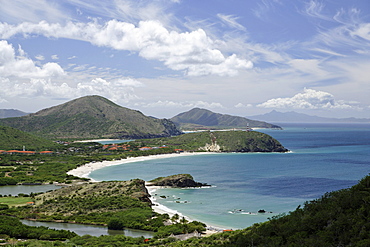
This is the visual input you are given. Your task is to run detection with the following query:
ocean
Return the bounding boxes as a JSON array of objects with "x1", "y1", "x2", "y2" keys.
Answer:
[{"x1": 89, "y1": 123, "x2": 370, "y2": 230}]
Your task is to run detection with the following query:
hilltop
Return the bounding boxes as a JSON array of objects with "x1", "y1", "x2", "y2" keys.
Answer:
[
  {"x1": 0, "y1": 95, "x2": 182, "y2": 140},
  {"x1": 171, "y1": 108, "x2": 281, "y2": 130}
]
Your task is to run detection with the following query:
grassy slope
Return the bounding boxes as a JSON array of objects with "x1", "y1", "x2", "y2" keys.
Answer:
[
  {"x1": 0, "y1": 125, "x2": 58, "y2": 151},
  {"x1": 134, "y1": 130, "x2": 288, "y2": 152},
  {"x1": 171, "y1": 108, "x2": 281, "y2": 130},
  {"x1": 0, "y1": 95, "x2": 181, "y2": 140}
]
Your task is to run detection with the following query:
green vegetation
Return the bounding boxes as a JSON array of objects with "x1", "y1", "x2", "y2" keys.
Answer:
[
  {"x1": 0, "y1": 196, "x2": 32, "y2": 207},
  {"x1": 0, "y1": 125, "x2": 58, "y2": 151},
  {"x1": 0, "y1": 95, "x2": 182, "y2": 140},
  {"x1": 4, "y1": 174, "x2": 370, "y2": 246},
  {"x1": 133, "y1": 130, "x2": 288, "y2": 152},
  {"x1": 149, "y1": 174, "x2": 207, "y2": 187},
  {"x1": 0, "y1": 215, "x2": 76, "y2": 241},
  {"x1": 1, "y1": 174, "x2": 369, "y2": 246},
  {"x1": 170, "y1": 108, "x2": 281, "y2": 130},
  {"x1": 163, "y1": 174, "x2": 370, "y2": 246},
  {"x1": 0, "y1": 129, "x2": 287, "y2": 186},
  {"x1": 1, "y1": 180, "x2": 206, "y2": 242}
]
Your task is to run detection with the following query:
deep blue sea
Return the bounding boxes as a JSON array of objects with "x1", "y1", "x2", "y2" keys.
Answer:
[{"x1": 89, "y1": 123, "x2": 370, "y2": 230}]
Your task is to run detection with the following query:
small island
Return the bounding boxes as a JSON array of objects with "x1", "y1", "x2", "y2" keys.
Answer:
[{"x1": 147, "y1": 174, "x2": 209, "y2": 188}]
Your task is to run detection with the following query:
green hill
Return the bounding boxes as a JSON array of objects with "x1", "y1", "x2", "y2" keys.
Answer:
[
  {"x1": 171, "y1": 108, "x2": 281, "y2": 130},
  {"x1": 133, "y1": 130, "x2": 288, "y2": 152},
  {"x1": 0, "y1": 95, "x2": 182, "y2": 140},
  {"x1": 0, "y1": 125, "x2": 57, "y2": 150}
]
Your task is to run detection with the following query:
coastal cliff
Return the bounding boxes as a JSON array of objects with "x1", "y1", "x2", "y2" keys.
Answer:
[
  {"x1": 148, "y1": 174, "x2": 209, "y2": 188},
  {"x1": 133, "y1": 130, "x2": 288, "y2": 153}
]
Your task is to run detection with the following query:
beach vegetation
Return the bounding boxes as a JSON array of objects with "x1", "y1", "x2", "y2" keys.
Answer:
[
  {"x1": 0, "y1": 215, "x2": 77, "y2": 241},
  {"x1": 1, "y1": 174, "x2": 369, "y2": 245}
]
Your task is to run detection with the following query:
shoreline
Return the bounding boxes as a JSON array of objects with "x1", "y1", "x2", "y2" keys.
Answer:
[
  {"x1": 67, "y1": 152, "x2": 213, "y2": 180},
  {"x1": 67, "y1": 151, "x2": 223, "y2": 234}
]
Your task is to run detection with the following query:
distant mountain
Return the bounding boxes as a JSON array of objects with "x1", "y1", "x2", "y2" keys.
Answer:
[
  {"x1": 170, "y1": 108, "x2": 281, "y2": 130},
  {"x1": 0, "y1": 95, "x2": 182, "y2": 140},
  {"x1": 0, "y1": 109, "x2": 28, "y2": 118},
  {"x1": 249, "y1": 110, "x2": 370, "y2": 123},
  {"x1": 0, "y1": 125, "x2": 57, "y2": 150}
]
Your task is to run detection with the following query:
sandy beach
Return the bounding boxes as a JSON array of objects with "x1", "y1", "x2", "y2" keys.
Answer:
[
  {"x1": 67, "y1": 151, "x2": 222, "y2": 233},
  {"x1": 67, "y1": 152, "x2": 211, "y2": 180}
]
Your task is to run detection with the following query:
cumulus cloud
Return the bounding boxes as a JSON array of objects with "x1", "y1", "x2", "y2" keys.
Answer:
[
  {"x1": 0, "y1": 40, "x2": 65, "y2": 78},
  {"x1": 257, "y1": 88, "x2": 358, "y2": 110},
  {"x1": 0, "y1": 76, "x2": 143, "y2": 103},
  {"x1": 0, "y1": 20, "x2": 253, "y2": 76}
]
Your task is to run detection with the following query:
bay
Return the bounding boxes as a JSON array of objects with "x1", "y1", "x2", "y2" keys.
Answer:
[{"x1": 89, "y1": 123, "x2": 370, "y2": 229}]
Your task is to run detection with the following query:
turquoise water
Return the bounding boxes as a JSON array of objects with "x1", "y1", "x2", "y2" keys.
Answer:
[{"x1": 89, "y1": 123, "x2": 370, "y2": 229}]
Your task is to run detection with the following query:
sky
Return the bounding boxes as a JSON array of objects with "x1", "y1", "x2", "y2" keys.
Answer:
[{"x1": 0, "y1": 0, "x2": 369, "y2": 119}]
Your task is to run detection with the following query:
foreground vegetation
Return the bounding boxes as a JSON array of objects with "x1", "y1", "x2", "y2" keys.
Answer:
[
  {"x1": 1, "y1": 180, "x2": 206, "y2": 241},
  {"x1": 2, "y1": 175, "x2": 369, "y2": 246}
]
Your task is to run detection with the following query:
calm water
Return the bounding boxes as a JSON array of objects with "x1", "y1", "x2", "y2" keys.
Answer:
[
  {"x1": 0, "y1": 184, "x2": 60, "y2": 196},
  {"x1": 89, "y1": 123, "x2": 370, "y2": 229},
  {"x1": 21, "y1": 220, "x2": 154, "y2": 238}
]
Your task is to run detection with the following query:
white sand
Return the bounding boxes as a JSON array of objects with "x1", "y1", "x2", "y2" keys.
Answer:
[
  {"x1": 67, "y1": 152, "x2": 211, "y2": 180},
  {"x1": 67, "y1": 151, "x2": 222, "y2": 233}
]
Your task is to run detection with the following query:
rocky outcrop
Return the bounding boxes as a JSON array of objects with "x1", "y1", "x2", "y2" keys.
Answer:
[{"x1": 148, "y1": 174, "x2": 209, "y2": 188}]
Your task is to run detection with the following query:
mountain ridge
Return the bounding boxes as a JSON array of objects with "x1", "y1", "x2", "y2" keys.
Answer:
[
  {"x1": 249, "y1": 110, "x2": 370, "y2": 123},
  {"x1": 0, "y1": 95, "x2": 182, "y2": 140},
  {"x1": 170, "y1": 108, "x2": 281, "y2": 130},
  {"x1": 0, "y1": 109, "x2": 29, "y2": 118}
]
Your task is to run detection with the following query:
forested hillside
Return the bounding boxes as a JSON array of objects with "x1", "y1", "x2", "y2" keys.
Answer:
[
  {"x1": 134, "y1": 130, "x2": 288, "y2": 152},
  {"x1": 0, "y1": 125, "x2": 58, "y2": 151},
  {"x1": 0, "y1": 95, "x2": 182, "y2": 140}
]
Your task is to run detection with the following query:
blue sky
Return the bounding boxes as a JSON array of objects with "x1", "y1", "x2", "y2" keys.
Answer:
[{"x1": 0, "y1": 0, "x2": 369, "y2": 118}]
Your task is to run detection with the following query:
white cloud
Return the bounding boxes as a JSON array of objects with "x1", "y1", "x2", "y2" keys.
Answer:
[
  {"x1": 51, "y1": 55, "x2": 59, "y2": 60},
  {"x1": 234, "y1": 103, "x2": 253, "y2": 108},
  {"x1": 0, "y1": 40, "x2": 65, "y2": 78},
  {"x1": 288, "y1": 59, "x2": 326, "y2": 76},
  {"x1": 0, "y1": 20, "x2": 253, "y2": 76},
  {"x1": 217, "y1": 14, "x2": 246, "y2": 31},
  {"x1": 0, "y1": 0, "x2": 70, "y2": 23},
  {"x1": 351, "y1": 23, "x2": 370, "y2": 41},
  {"x1": 303, "y1": 1, "x2": 333, "y2": 21},
  {"x1": 257, "y1": 88, "x2": 358, "y2": 110},
  {"x1": 0, "y1": 76, "x2": 143, "y2": 104},
  {"x1": 35, "y1": 55, "x2": 45, "y2": 60}
]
